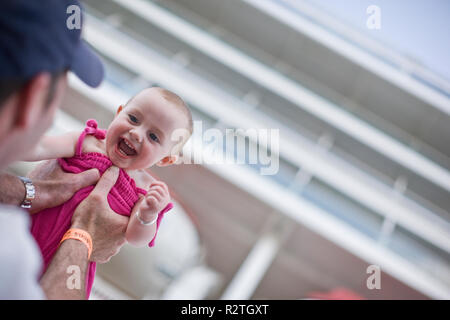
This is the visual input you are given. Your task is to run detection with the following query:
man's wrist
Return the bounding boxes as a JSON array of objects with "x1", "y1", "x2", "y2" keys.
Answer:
[
  {"x1": 70, "y1": 218, "x2": 91, "y2": 235},
  {"x1": 28, "y1": 180, "x2": 44, "y2": 214},
  {"x1": 18, "y1": 176, "x2": 35, "y2": 209},
  {"x1": 0, "y1": 173, "x2": 26, "y2": 206},
  {"x1": 60, "y1": 228, "x2": 93, "y2": 260},
  {"x1": 59, "y1": 238, "x2": 89, "y2": 260}
]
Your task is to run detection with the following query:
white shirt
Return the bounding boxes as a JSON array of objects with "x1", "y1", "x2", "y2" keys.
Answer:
[{"x1": 0, "y1": 204, "x2": 45, "y2": 299}]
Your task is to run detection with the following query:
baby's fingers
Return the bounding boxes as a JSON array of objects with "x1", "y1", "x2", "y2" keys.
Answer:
[
  {"x1": 149, "y1": 185, "x2": 167, "y2": 199},
  {"x1": 146, "y1": 191, "x2": 162, "y2": 204},
  {"x1": 150, "y1": 181, "x2": 169, "y2": 194}
]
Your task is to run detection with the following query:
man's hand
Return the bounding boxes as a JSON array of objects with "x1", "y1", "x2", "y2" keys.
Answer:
[
  {"x1": 27, "y1": 159, "x2": 100, "y2": 214},
  {"x1": 71, "y1": 166, "x2": 129, "y2": 263}
]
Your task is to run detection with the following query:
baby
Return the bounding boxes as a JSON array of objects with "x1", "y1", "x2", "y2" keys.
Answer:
[{"x1": 24, "y1": 87, "x2": 193, "y2": 296}]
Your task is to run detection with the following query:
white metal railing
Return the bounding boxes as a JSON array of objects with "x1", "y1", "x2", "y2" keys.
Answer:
[
  {"x1": 82, "y1": 13, "x2": 450, "y2": 254},
  {"x1": 276, "y1": 0, "x2": 450, "y2": 96},
  {"x1": 246, "y1": 0, "x2": 450, "y2": 111}
]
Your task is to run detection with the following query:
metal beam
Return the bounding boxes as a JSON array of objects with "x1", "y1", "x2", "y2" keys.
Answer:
[{"x1": 81, "y1": 15, "x2": 450, "y2": 254}]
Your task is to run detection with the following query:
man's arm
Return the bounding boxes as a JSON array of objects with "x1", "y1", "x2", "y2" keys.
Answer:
[
  {"x1": 40, "y1": 166, "x2": 129, "y2": 299},
  {"x1": 0, "y1": 160, "x2": 99, "y2": 214},
  {"x1": 0, "y1": 173, "x2": 27, "y2": 207},
  {"x1": 39, "y1": 238, "x2": 90, "y2": 299},
  {"x1": 0, "y1": 207, "x2": 46, "y2": 299}
]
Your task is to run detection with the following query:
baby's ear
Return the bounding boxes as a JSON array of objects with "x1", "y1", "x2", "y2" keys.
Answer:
[{"x1": 156, "y1": 155, "x2": 178, "y2": 167}]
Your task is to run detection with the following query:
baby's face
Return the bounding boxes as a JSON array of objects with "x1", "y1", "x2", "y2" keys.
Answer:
[{"x1": 105, "y1": 89, "x2": 189, "y2": 170}]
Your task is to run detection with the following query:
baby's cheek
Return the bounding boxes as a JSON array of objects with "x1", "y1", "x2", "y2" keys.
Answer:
[
  {"x1": 105, "y1": 140, "x2": 114, "y2": 158},
  {"x1": 137, "y1": 150, "x2": 156, "y2": 167}
]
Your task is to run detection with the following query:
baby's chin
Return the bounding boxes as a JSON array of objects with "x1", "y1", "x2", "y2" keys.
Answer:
[
  {"x1": 109, "y1": 158, "x2": 129, "y2": 169},
  {"x1": 106, "y1": 147, "x2": 132, "y2": 169},
  {"x1": 105, "y1": 141, "x2": 133, "y2": 169}
]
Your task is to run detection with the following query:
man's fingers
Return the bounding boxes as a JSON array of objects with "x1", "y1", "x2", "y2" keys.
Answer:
[
  {"x1": 75, "y1": 168, "x2": 100, "y2": 189},
  {"x1": 90, "y1": 166, "x2": 119, "y2": 198}
]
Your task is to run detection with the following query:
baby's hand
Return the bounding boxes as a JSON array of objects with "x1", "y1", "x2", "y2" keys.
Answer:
[{"x1": 138, "y1": 181, "x2": 170, "y2": 221}]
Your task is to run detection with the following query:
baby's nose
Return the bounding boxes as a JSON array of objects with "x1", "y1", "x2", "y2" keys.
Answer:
[{"x1": 129, "y1": 129, "x2": 143, "y2": 143}]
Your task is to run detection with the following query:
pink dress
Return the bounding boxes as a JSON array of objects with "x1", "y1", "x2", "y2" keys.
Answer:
[{"x1": 30, "y1": 119, "x2": 173, "y2": 297}]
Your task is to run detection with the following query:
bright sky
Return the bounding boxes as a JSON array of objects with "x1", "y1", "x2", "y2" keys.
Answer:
[{"x1": 303, "y1": 0, "x2": 450, "y2": 82}]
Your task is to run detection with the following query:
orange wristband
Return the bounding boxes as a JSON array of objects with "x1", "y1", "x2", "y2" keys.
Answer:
[{"x1": 59, "y1": 228, "x2": 93, "y2": 260}]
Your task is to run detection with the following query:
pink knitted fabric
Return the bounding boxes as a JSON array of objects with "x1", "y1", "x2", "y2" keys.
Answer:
[{"x1": 30, "y1": 119, "x2": 173, "y2": 297}]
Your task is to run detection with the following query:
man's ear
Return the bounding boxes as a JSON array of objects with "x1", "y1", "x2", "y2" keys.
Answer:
[
  {"x1": 14, "y1": 73, "x2": 52, "y2": 129},
  {"x1": 156, "y1": 155, "x2": 179, "y2": 167}
]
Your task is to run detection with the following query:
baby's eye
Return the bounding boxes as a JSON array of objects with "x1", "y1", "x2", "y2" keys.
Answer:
[
  {"x1": 149, "y1": 132, "x2": 159, "y2": 143},
  {"x1": 128, "y1": 114, "x2": 138, "y2": 123}
]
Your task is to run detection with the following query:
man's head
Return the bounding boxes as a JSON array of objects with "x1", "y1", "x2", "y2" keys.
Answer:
[
  {"x1": 0, "y1": 0, "x2": 105, "y2": 170},
  {"x1": 106, "y1": 87, "x2": 193, "y2": 170}
]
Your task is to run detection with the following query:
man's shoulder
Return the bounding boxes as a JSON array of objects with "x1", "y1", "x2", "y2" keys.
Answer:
[
  {"x1": 0, "y1": 205, "x2": 45, "y2": 299},
  {"x1": 0, "y1": 204, "x2": 35, "y2": 254},
  {"x1": 0, "y1": 204, "x2": 30, "y2": 227}
]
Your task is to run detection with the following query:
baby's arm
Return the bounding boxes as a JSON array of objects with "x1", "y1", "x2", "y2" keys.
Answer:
[
  {"x1": 23, "y1": 131, "x2": 80, "y2": 161},
  {"x1": 126, "y1": 181, "x2": 170, "y2": 247}
]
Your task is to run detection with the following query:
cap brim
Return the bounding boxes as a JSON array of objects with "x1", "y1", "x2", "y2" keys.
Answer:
[{"x1": 70, "y1": 40, "x2": 104, "y2": 88}]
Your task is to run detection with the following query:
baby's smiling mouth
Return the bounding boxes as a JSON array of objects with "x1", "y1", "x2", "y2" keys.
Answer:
[{"x1": 117, "y1": 137, "x2": 137, "y2": 157}]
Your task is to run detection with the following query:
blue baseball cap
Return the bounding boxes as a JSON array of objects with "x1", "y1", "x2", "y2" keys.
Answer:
[{"x1": 0, "y1": 0, "x2": 104, "y2": 87}]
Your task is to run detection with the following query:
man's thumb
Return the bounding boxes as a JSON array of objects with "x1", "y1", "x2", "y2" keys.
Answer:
[
  {"x1": 91, "y1": 166, "x2": 120, "y2": 197},
  {"x1": 77, "y1": 168, "x2": 101, "y2": 189}
]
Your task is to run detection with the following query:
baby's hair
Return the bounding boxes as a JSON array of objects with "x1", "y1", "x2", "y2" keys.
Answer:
[
  {"x1": 154, "y1": 87, "x2": 193, "y2": 157},
  {"x1": 124, "y1": 87, "x2": 193, "y2": 135},
  {"x1": 153, "y1": 87, "x2": 193, "y2": 136}
]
